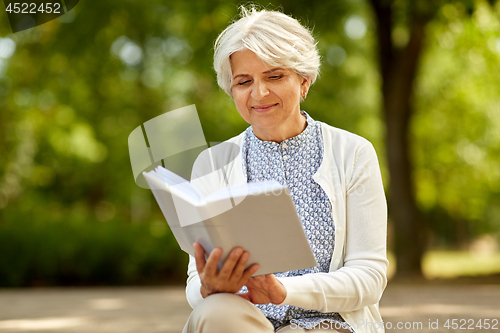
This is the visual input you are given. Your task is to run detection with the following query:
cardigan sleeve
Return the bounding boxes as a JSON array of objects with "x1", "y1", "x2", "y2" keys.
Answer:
[
  {"x1": 185, "y1": 148, "x2": 214, "y2": 309},
  {"x1": 186, "y1": 254, "x2": 204, "y2": 308},
  {"x1": 277, "y1": 141, "x2": 388, "y2": 313},
  {"x1": 185, "y1": 146, "x2": 229, "y2": 309}
]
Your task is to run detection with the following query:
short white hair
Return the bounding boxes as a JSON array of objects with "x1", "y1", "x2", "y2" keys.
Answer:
[{"x1": 214, "y1": 6, "x2": 321, "y2": 96}]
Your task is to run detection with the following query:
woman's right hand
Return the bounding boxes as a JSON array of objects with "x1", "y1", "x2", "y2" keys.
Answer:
[{"x1": 193, "y1": 242, "x2": 259, "y2": 298}]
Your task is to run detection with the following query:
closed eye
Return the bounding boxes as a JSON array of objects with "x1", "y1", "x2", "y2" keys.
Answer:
[
  {"x1": 269, "y1": 75, "x2": 283, "y2": 80},
  {"x1": 238, "y1": 80, "x2": 251, "y2": 86}
]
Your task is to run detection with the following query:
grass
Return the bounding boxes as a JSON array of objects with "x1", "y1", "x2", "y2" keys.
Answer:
[
  {"x1": 387, "y1": 250, "x2": 500, "y2": 280},
  {"x1": 423, "y1": 251, "x2": 500, "y2": 279}
]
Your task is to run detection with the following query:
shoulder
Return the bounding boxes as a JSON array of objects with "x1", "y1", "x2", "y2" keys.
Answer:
[
  {"x1": 315, "y1": 121, "x2": 382, "y2": 185},
  {"x1": 318, "y1": 121, "x2": 376, "y2": 158}
]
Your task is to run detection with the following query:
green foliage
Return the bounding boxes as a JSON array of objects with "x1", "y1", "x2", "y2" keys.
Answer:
[
  {"x1": 0, "y1": 0, "x2": 376, "y2": 285},
  {"x1": 0, "y1": 0, "x2": 499, "y2": 285},
  {"x1": 0, "y1": 211, "x2": 188, "y2": 287},
  {"x1": 413, "y1": 1, "x2": 500, "y2": 243}
]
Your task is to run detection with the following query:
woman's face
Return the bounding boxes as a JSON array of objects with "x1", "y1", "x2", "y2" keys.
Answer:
[{"x1": 230, "y1": 49, "x2": 310, "y2": 142}]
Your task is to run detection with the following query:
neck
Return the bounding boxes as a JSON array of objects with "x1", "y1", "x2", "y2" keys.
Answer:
[{"x1": 252, "y1": 113, "x2": 307, "y2": 143}]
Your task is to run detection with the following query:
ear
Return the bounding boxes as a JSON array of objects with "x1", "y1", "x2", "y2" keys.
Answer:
[{"x1": 300, "y1": 76, "x2": 311, "y2": 99}]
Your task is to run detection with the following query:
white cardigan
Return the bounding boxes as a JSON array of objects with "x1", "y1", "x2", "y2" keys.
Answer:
[{"x1": 185, "y1": 122, "x2": 388, "y2": 333}]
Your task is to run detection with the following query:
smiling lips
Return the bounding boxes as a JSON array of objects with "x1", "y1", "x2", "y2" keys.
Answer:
[{"x1": 251, "y1": 103, "x2": 278, "y2": 112}]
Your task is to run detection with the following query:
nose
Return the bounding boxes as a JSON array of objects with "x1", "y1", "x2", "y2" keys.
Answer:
[{"x1": 251, "y1": 80, "x2": 269, "y2": 100}]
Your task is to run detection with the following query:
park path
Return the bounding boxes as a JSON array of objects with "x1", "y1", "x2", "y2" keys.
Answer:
[{"x1": 0, "y1": 283, "x2": 499, "y2": 332}]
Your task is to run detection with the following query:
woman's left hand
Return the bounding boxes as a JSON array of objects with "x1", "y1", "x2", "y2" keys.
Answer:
[{"x1": 237, "y1": 274, "x2": 287, "y2": 304}]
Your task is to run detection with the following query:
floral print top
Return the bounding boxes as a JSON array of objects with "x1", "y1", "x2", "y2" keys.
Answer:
[{"x1": 240, "y1": 111, "x2": 351, "y2": 331}]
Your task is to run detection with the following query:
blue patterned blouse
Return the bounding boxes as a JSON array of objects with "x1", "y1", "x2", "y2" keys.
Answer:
[{"x1": 240, "y1": 111, "x2": 351, "y2": 331}]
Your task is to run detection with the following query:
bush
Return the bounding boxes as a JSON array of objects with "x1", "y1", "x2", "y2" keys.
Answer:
[{"x1": 0, "y1": 217, "x2": 188, "y2": 287}]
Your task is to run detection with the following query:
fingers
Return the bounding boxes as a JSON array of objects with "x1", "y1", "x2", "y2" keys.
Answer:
[
  {"x1": 194, "y1": 243, "x2": 259, "y2": 295},
  {"x1": 218, "y1": 247, "x2": 244, "y2": 280},
  {"x1": 194, "y1": 243, "x2": 223, "y2": 277},
  {"x1": 230, "y1": 251, "x2": 250, "y2": 282},
  {"x1": 204, "y1": 247, "x2": 223, "y2": 277},
  {"x1": 241, "y1": 263, "x2": 260, "y2": 282},
  {"x1": 245, "y1": 273, "x2": 264, "y2": 288},
  {"x1": 193, "y1": 242, "x2": 206, "y2": 274}
]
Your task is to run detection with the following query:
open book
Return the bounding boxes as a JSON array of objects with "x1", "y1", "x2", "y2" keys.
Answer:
[{"x1": 143, "y1": 166, "x2": 317, "y2": 276}]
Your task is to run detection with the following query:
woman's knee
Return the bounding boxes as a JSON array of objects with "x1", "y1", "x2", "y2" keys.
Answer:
[
  {"x1": 184, "y1": 293, "x2": 274, "y2": 333},
  {"x1": 193, "y1": 293, "x2": 251, "y2": 319}
]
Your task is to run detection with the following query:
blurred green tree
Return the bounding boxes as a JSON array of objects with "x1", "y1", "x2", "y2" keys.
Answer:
[
  {"x1": 368, "y1": 0, "x2": 500, "y2": 277},
  {"x1": 0, "y1": 0, "x2": 499, "y2": 285}
]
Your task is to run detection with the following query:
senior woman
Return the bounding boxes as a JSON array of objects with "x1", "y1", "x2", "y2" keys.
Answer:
[{"x1": 183, "y1": 7, "x2": 388, "y2": 333}]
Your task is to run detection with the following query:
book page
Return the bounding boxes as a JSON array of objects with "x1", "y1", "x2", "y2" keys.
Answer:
[
  {"x1": 143, "y1": 168, "x2": 203, "y2": 224},
  {"x1": 204, "y1": 180, "x2": 286, "y2": 203},
  {"x1": 151, "y1": 167, "x2": 202, "y2": 204},
  {"x1": 147, "y1": 183, "x2": 213, "y2": 256}
]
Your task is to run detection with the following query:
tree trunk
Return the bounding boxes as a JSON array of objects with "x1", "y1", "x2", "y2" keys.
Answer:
[{"x1": 369, "y1": 0, "x2": 430, "y2": 277}]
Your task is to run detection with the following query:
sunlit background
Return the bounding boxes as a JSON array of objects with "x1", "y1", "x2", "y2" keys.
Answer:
[{"x1": 0, "y1": 0, "x2": 499, "y2": 288}]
